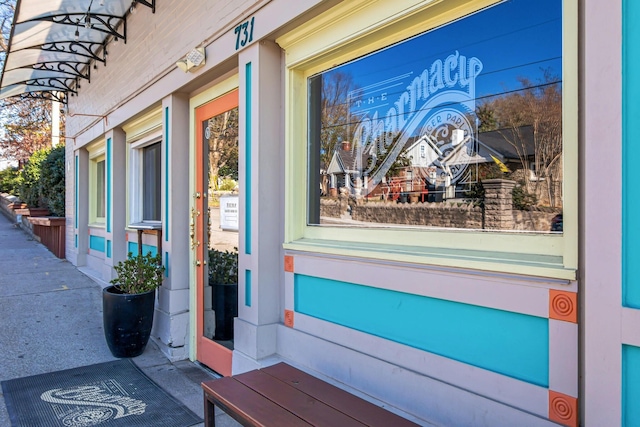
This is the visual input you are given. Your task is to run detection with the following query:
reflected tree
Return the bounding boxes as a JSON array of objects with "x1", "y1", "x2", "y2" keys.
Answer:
[
  {"x1": 478, "y1": 71, "x2": 562, "y2": 207},
  {"x1": 207, "y1": 108, "x2": 239, "y2": 188}
]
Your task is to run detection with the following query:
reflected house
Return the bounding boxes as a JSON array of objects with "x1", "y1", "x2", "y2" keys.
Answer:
[
  {"x1": 325, "y1": 127, "x2": 545, "y2": 202},
  {"x1": 325, "y1": 140, "x2": 370, "y2": 196}
]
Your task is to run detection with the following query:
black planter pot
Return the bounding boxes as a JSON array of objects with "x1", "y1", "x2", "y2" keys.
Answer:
[
  {"x1": 102, "y1": 285, "x2": 155, "y2": 358},
  {"x1": 212, "y1": 282, "x2": 238, "y2": 341}
]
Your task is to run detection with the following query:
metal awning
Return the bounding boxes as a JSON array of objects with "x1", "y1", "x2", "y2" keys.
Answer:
[{"x1": 0, "y1": 0, "x2": 155, "y2": 103}]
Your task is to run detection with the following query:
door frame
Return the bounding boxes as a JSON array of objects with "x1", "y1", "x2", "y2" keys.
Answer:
[{"x1": 194, "y1": 88, "x2": 239, "y2": 377}]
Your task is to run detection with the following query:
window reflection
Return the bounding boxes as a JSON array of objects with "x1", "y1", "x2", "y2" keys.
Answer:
[{"x1": 309, "y1": 0, "x2": 563, "y2": 233}]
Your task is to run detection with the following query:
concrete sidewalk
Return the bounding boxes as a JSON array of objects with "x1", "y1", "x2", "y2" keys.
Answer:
[{"x1": 0, "y1": 212, "x2": 233, "y2": 426}]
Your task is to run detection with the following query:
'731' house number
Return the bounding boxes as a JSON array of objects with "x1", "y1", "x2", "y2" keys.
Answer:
[{"x1": 234, "y1": 17, "x2": 255, "y2": 50}]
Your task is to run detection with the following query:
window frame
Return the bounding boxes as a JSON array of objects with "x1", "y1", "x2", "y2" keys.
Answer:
[
  {"x1": 128, "y1": 130, "x2": 163, "y2": 226},
  {"x1": 278, "y1": 0, "x2": 578, "y2": 280},
  {"x1": 88, "y1": 143, "x2": 106, "y2": 225}
]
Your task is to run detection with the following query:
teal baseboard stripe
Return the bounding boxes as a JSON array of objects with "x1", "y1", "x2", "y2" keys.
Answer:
[
  {"x1": 127, "y1": 242, "x2": 157, "y2": 257},
  {"x1": 245, "y1": 269, "x2": 252, "y2": 307},
  {"x1": 106, "y1": 240, "x2": 112, "y2": 258},
  {"x1": 89, "y1": 235, "x2": 106, "y2": 253},
  {"x1": 294, "y1": 274, "x2": 549, "y2": 386},
  {"x1": 623, "y1": 345, "x2": 640, "y2": 426},
  {"x1": 245, "y1": 62, "x2": 252, "y2": 255}
]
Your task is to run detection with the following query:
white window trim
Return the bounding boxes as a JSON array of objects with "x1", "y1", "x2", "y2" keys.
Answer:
[
  {"x1": 128, "y1": 130, "x2": 163, "y2": 225},
  {"x1": 278, "y1": 0, "x2": 578, "y2": 280}
]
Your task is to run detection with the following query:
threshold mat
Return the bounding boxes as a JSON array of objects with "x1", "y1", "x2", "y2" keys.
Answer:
[{"x1": 1, "y1": 359, "x2": 202, "y2": 427}]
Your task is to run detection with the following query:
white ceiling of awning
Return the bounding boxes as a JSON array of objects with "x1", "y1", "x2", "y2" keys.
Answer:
[{"x1": 0, "y1": 0, "x2": 155, "y2": 103}]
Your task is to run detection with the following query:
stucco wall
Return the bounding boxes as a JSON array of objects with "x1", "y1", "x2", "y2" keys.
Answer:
[{"x1": 321, "y1": 197, "x2": 560, "y2": 231}]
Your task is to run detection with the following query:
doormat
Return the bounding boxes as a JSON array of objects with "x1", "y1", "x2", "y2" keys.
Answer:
[{"x1": 1, "y1": 359, "x2": 202, "y2": 427}]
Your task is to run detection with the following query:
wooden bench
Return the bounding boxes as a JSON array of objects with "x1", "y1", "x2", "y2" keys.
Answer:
[{"x1": 202, "y1": 362, "x2": 420, "y2": 427}]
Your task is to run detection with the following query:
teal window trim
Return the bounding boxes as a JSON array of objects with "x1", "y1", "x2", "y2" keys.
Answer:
[
  {"x1": 245, "y1": 269, "x2": 252, "y2": 306},
  {"x1": 74, "y1": 155, "x2": 78, "y2": 229},
  {"x1": 164, "y1": 251, "x2": 169, "y2": 277},
  {"x1": 164, "y1": 107, "x2": 170, "y2": 242},
  {"x1": 623, "y1": 345, "x2": 640, "y2": 426},
  {"x1": 623, "y1": 0, "x2": 640, "y2": 308},
  {"x1": 106, "y1": 138, "x2": 112, "y2": 233},
  {"x1": 245, "y1": 62, "x2": 252, "y2": 255}
]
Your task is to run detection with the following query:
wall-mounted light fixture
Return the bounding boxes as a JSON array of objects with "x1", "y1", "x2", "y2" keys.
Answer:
[{"x1": 176, "y1": 47, "x2": 206, "y2": 73}]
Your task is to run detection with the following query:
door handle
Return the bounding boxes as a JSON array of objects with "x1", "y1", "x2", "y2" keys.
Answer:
[{"x1": 190, "y1": 207, "x2": 200, "y2": 250}]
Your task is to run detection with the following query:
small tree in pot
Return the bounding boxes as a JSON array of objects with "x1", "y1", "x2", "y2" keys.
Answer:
[
  {"x1": 103, "y1": 252, "x2": 165, "y2": 358},
  {"x1": 208, "y1": 249, "x2": 238, "y2": 341}
]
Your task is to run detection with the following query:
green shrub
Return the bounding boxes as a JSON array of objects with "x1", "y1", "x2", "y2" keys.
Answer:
[
  {"x1": 16, "y1": 145, "x2": 65, "y2": 215},
  {"x1": 208, "y1": 249, "x2": 238, "y2": 285},
  {"x1": 39, "y1": 145, "x2": 65, "y2": 216},
  {"x1": 512, "y1": 184, "x2": 537, "y2": 210},
  {"x1": 18, "y1": 148, "x2": 49, "y2": 208},
  {"x1": 0, "y1": 167, "x2": 22, "y2": 195},
  {"x1": 110, "y1": 252, "x2": 165, "y2": 294},
  {"x1": 218, "y1": 178, "x2": 237, "y2": 191}
]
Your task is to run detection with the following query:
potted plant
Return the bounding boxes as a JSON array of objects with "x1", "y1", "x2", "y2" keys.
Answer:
[
  {"x1": 208, "y1": 249, "x2": 238, "y2": 341},
  {"x1": 103, "y1": 252, "x2": 165, "y2": 358}
]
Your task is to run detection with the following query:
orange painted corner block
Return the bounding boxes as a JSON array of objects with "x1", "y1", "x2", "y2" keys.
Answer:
[
  {"x1": 549, "y1": 289, "x2": 577, "y2": 323},
  {"x1": 284, "y1": 255, "x2": 294, "y2": 273},
  {"x1": 284, "y1": 309, "x2": 294, "y2": 328},
  {"x1": 549, "y1": 390, "x2": 578, "y2": 427}
]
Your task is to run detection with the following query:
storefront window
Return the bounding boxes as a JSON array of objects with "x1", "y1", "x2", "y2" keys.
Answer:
[{"x1": 308, "y1": 0, "x2": 563, "y2": 233}]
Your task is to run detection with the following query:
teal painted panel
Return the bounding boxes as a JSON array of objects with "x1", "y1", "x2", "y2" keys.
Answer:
[
  {"x1": 245, "y1": 269, "x2": 252, "y2": 307},
  {"x1": 74, "y1": 155, "x2": 78, "y2": 229},
  {"x1": 623, "y1": 0, "x2": 640, "y2": 307},
  {"x1": 89, "y1": 235, "x2": 105, "y2": 253},
  {"x1": 245, "y1": 62, "x2": 252, "y2": 255},
  {"x1": 106, "y1": 138, "x2": 112, "y2": 233},
  {"x1": 106, "y1": 240, "x2": 112, "y2": 258},
  {"x1": 164, "y1": 107, "x2": 170, "y2": 242},
  {"x1": 623, "y1": 345, "x2": 640, "y2": 426},
  {"x1": 127, "y1": 242, "x2": 157, "y2": 257},
  {"x1": 164, "y1": 251, "x2": 169, "y2": 277},
  {"x1": 295, "y1": 274, "x2": 549, "y2": 386},
  {"x1": 74, "y1": 234, "x2": 78, "y2": 248}
]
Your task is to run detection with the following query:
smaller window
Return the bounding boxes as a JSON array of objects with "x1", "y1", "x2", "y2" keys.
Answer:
[
  {"x1": 89, "y1": 152, "x2": 106, "y2": 224},
  {"x1": 96, "y1": 159, "x2": 106, "y2": 218},
  {"x1": 142, "y1": 142, "x2": 161, "y2": 221}
]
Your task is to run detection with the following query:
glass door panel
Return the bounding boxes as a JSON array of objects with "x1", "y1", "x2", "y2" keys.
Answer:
[{"x1": 195, "y1": 89, "x2": 239, "y2": 376}]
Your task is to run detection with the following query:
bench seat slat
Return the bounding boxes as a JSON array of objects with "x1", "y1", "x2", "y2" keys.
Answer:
[
  {"x1": 235, "y1": 369, "x2": 368, "y2": 427},
  {"x1": 261, "y1": 363, "x2": 420, "y2": 427},
  {"x1": 202, "y1": 377, "x2": 312, "y2": 427}
]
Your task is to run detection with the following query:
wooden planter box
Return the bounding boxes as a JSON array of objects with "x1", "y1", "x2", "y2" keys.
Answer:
[
  {"x1": 15, "y1": 207, "x2": 51, "y2": 217},
  {"x1": 28, "y1": 217, "x2": 66, "y2": 258}
]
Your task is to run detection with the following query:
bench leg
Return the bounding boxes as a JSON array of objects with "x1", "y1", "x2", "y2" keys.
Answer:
[{"x1": 204, "y1": 394, "x2": 216, "y2": 427}]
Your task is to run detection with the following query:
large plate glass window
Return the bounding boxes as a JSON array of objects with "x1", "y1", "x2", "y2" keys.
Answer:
[{"x1": 308, "y1": 0, "x2": 563, "y2": 234}]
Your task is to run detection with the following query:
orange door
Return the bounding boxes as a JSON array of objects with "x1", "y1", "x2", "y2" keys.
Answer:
[{"x1": 194, "y1": 89, "x2": 239, "y2": 376}]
